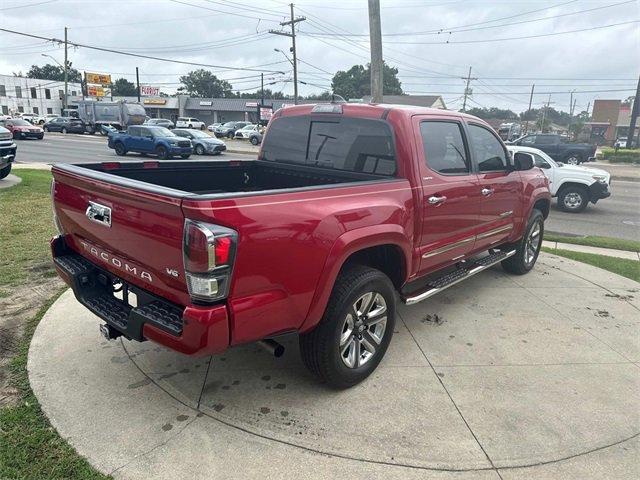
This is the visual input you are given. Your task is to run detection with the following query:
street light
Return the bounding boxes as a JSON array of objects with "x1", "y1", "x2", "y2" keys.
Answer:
[
  {"x1": 274, "y1": 48, "x2": 294, "y2": 67},
  {"x1": 41, "y1": 53, "x2": 63, "y2": 68},
  {"x1": 42, "y1": 54, "x2": 68, "y2": 111}
]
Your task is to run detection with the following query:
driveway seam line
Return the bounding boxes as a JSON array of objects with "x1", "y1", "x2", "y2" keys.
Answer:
[
  {"x1": 197, "y1": 355, "x2": 214, "y2": 410},
  {"x1": 396, "y1": 309, "x2": 504, "y2": 479}
]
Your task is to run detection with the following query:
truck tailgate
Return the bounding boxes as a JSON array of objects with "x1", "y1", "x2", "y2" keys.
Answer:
[{"x1": 52, "y1": 166, "x2": 189, "y2": 306}]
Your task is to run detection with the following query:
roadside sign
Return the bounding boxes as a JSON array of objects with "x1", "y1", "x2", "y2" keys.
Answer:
[
  {"x1": 87, "y1": 85, "x2": 105, "y2": 97},
  {"x1": 143, "y1": 98, "x2": 166, "y2": 105},
  {"x1": 260, "y1": 106, "x2": 273, "y2": 121},
  {"x1": 140, "y1": 85, "x2": 160, "y2": 97},
  {"x1": 85, "y1": 72, "x2": 111, "y2": 86}
]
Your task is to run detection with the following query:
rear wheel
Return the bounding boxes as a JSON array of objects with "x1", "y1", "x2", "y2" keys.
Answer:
[
  {"x1": 43, "y1": 125, "x2": 49, "y2": 132},
  {"x1": 564, "y1": 153, "x2": 582, "y2": 165},
  {"x1": 0, "y1": 164, "x2": 11, "y2": 179},
  {"x1": 502, "y1": 209, "x2": 544, "y2": 275},
  {"x1": 250, "y1": 136, "x2": 259, "y2": 145},
  {"x1": 61, "y1": 127, "x2": 67, "y2": 134},
  {"x1": 156, "y1": 145, "x2": 169, "y2": 159},
  {"x1": 114, "y1": 142, "x2": 126, "y2": 156},
  {"x1": 558, "y1": 185, "x2": 588, "y2": 213},
  {"x1": 227, "y1": 131, "x2": 234, "y2": 139},
  {"x1": 299, "y1": 265, "x2": 396, "y2": 389}
]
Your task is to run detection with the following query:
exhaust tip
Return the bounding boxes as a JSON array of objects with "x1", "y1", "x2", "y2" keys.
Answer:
[{"x1": 258, "y1": 339, "x2": 285, "y2": 358}]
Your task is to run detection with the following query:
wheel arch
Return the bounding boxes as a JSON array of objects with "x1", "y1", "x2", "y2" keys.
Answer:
[{"x1": 299, "y1": 225, "x2": 411, "y2": 333}]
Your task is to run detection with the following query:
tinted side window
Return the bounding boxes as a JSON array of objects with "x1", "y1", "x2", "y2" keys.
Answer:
[
  {"x1": 520, "y1": 135, "x2": 536, "y2": 145},
  {"x1": 420, "y1": 121, "x2": 469, "y2": 175},
  {"x1": 468, "y1": 125, "x2": 508, "y2": 172},
  {"x1": 536, "y1": 135, "x2": 555, "y2": 145},
  {"x1": 129, "y1": 127, "x2": 141, "y2": 136},
  {"x1": 261, "y1": 116, "x2": 396, "y2": 176}
]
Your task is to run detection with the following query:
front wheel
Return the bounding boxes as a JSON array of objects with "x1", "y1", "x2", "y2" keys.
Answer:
[
  {"x1": 43, "y1": 125, "x2": 49, "y2": 132},
  {"x1": 299, "y1": 265, "x2": 396, "y2": 389},
  {"x1": 0, "y1": 164, "x2": 11, "y2": 179},
  {"x1": 156, "y1": 145, "x2": 169, "y2": 159},
  {"x1": 226, "y1": 132, "x2": 234, "y2": 139},
  {"x1": 502, "y1": 209, "x2": 544, "y2": 275},
  {"x1": 558, "y1": 186, "x2": 588, "y2": 213},
  {"x1": 195, "y1": 144, "x2": 205, "y2": 155},
  {"x1": 250, "y1": 136, "x2": 259, "y2": 145},
  {"x1": 61, "y1": 127, "x2": 67, "y2": 134}
]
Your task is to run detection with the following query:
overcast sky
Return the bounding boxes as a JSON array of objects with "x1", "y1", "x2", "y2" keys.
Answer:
[{"x1": 1, "y1": 0, "x2": 638, "y2": 113}]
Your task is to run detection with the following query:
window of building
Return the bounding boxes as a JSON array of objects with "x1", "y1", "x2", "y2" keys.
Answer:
[
  {"x1": 0, "y1": 85, "x2": 6, "y2": 97},
  {"x1": 59, "y1": 89, "x2": 64, "y2": 99},
  {"x1": 15, "y1": 86, "x2": 22, "y2": 98},
  {"x1": 30, "y1": 87, "x2": 37, "y2": 99},
  {"x1": 71, "y1": 90, "x2": 77, "y2": 96},
  {"x1": 33, "y1": 106, "x2": 39, "y2": 114},
  {"x1": 468, "y1": 124, "x2": 508, "y2": 172},
  {"x1": 47, "y1": 107, "x2": 53, "y2": 114},
  {"x1": 17, "y1": 106, "x2": 24, "y2": 113},
  {"x1": 45, "y1": 88, "x2": 51, "y2": 99},
  {"x1": 420, "y1": 121, "x2": 470, "y2": 175},
  {"x1": 1, "y1": 106, "x2": 8, "y2": 115}
]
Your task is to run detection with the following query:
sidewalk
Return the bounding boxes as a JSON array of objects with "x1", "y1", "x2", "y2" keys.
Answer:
[{"x1": 542, "y1": 240, "x2": 640, "y2": 261}]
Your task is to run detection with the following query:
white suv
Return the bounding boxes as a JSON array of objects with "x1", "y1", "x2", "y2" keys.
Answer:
[
  {"x1": 175, "y1": 117, "x2": 205, "y2": 130},
  {"x1": 508, "y1": 145, "x2": 611, "y2": 213}
]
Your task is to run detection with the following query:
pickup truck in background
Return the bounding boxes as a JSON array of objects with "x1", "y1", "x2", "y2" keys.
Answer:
[
  {"x1": 509, "y1": 133, "x2": 596, "y2": 165},
  {"x1": 107, "y1": 125, "x2": 193, "y2": 159},
  {"x1": 51, "y1": 103, "x2": 550, "y2": 388},
  {"x1": 507, "y1": 145, "x2": 610, "y2": 213}
]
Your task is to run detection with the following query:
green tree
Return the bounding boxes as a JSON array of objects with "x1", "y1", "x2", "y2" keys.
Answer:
[
  {"x1": 466, "y1": 107, "x2": 518, "y2": 120},
  {"x1": 27, "y1": 63, "x2": 82, "y2": 83},
  {"x1": 331, "y1": 62, "x2": 402, "y2": 100},
  {"x1": 111, "y1": 78, "x2": 138, "y2": 96},
  {"x1": 305, "y1": 91, "x2": 332, "y2": 101},
  {"x1": 178, "y1": 69, "x2": 233, "y2": 97}
]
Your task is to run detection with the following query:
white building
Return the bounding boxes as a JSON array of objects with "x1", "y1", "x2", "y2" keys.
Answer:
[{"x1": 0, "y1": 74, "x2": 83, "y2": 116}]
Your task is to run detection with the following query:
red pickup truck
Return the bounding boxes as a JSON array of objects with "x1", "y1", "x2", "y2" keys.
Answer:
[{"x1": 51, "y1": 103, "x2": 550, "y2": 388}]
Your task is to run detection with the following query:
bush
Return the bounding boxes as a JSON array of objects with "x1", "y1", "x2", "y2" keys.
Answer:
[{"x1": 600, "y1": 147, "x2": 640, "y2": 164}]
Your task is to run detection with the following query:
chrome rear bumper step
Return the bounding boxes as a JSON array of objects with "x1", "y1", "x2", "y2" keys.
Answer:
[{"x1": 403, "y1": 250, "x2": 516, "y2": 306}]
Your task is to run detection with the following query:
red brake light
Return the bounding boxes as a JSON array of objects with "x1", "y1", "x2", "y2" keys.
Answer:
[{"x1": 215, "y1": 236, "x2": 232, "y2": 265}]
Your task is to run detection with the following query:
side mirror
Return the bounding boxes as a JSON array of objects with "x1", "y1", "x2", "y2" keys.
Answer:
[{"x1": 514, "y1": 152, "x2": 535, "y2": 171}]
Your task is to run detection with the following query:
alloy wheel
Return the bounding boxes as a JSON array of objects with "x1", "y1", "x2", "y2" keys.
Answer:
[
  {"x1": 563, "y1": 192, "x2": 583, "y2": 210},
  {"x1": 566, "y1": 156, "x2": 579, "y2": 165},
  {"x1": 339, "y1": 292, "x2": 387, "y2": 369},
  {"x1": 525, "y1": 219, "x2": 542, "y2": 266}
]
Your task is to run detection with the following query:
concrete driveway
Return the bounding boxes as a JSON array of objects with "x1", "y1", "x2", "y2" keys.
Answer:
[{"x1": 28, "y1": 253, "x2": 640, "y2": 479}]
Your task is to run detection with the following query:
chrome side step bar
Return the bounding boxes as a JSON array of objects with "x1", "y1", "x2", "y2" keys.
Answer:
[{"x1": 403, "y1": 250, "x2": 516, "y2": 306}]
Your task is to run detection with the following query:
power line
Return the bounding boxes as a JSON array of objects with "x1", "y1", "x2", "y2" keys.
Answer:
[
  {"x1": 0, "y1": 28, "x2": 287, "y2": 74},
  {"x1": 0, "y1": 0, "x2": 58, "y2": 11},
  {"x1": 169, "y1": 0, "x2": 282, "y2": 22}
]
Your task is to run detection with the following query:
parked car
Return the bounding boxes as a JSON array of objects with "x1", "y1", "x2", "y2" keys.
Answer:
[
  {"x1": 614, "y1": 137, "x2": 627, "y2": 149},
  {"x1": 214, "y1": 121, "x2": 249, "y2": 138},
  {"x1": 43, "y1": 117, "x2": 87, "y2": 134},
  {"x1": 175, "y1": 117, "x2": 205, "y2": 130},
  {"x1": 507, "y1": 145, "x2": 610, "y2": 213},
  {"x1": 50, "y1": 103, "x2": 549, "y2": 388},
  {"x1": 36, "y1": 113, "x2": 59, "y2": 125},
  {"x1": 509, "y1": 133, "x2": 596, "y2": 165},
  {"x1": 19, "y1": 113, "x2": 38, "y2": 124},
  {"x1": 145, "y1": 118, "x2": 175, "y2": 129},
  {"x1": 0, "y1": 125, "x2": 17, "y2": 179},
  {"x1": 207, "y1": 122, "x2": 221, "y2": 132},
  {"x1": 0, "y1": 118, "x2": 44, "y2": 139},
  {"x1": 173, "y1": 129, "x2": 226, "y2": 155},
  {"x1": 107, "y1": 125, "x2": 192, "y2": 159}
]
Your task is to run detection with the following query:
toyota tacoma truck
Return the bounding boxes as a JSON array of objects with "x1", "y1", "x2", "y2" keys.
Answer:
[
  {"x1": 508, "y1": 145, "x2": 610, "y2": 213},
  {"x1": 509, "y1": 133, "x2": 596, "y2": 165},
  {"x1": 0, "y1": 125, "x2": 17, "y2": 179},
  {"x1": 51, "y1": 103, "x2": 550, "y2": 388},
  {"x1": 108, "y1": 125, "x2": 192, "y2": 159}
]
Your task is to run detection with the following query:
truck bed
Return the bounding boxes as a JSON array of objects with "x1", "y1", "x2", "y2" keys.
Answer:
[{"x1": 63, "y1": 159, "x2": 388, "y2": 198}]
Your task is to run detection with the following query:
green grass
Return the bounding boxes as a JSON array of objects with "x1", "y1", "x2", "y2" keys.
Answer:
[
  {"x1": 0, "y1": 169, "x2": 57, "y2": 290},
  {"x1": 0, "y1": 169, "x2": 109, "y2": 479},
  {"x1": 544, "y1": 233, "x2": 640, "y2": 253},
  {"x1": 542, "y1": 247, "x2": 640, "y2": 283},
  {"x1": 600, "y1": 147, "x2": 640, "y2": 164}
]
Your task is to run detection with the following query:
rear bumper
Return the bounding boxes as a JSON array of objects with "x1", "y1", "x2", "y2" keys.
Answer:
[{"x1": 50, "y1": 235, "x2": 229, "y2": 356}]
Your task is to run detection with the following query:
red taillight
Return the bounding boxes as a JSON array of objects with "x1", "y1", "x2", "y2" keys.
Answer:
[{"x1": 183, "y1": 220, "x2": 237, "y2": 303}]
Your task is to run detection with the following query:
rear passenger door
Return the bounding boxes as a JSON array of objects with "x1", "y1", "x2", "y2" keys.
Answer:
[
  {"x1": 415, "y1": 117, "x2": 483, "y2": 272},
  {"x1": 467, "y1": 123, "x2": 522, "y2": 250}
]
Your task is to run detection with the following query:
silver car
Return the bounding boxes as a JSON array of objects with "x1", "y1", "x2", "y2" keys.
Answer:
[{"x1": 173, "y1": 129, "x2": 226, "y2": 155}]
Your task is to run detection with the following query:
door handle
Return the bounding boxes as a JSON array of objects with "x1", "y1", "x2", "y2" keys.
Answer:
[
  {"x1": 427, "y1": 195, "x2": 447, "y2": 205},
  {"x1": 481, "y1": 188, "x2": 494, "y2": 196}
]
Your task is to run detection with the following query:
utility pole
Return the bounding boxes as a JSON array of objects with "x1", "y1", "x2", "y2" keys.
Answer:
[
  {"x1": 135, "y1": 67, "x2": 141, "y2": 102},
  {"x1": 524, "y1": 83, "x2": 535, "y2": 135},
  {"x1": 63, "y1": 26, "x2": 68, "y2": 112},
  {"x1": 368, "y1": 0, "x2": 383, "y2": 103},
  {"x1": 541, "y1": 94, "x2": 552, "y2": 133},
  {"x1": 626, "y1": 74, "x2": 640, "y2": 149},
  {"x1": 461, "y1": 66, "x2": 477, "y2": 112},
  {"x1": 269, "y1": 4, "x2": 305, "y2": 104}
]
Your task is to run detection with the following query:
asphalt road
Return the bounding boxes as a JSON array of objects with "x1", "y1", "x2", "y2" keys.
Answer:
[{"x1": 13, "y1": 133, "x2": 640, "y2": 241}]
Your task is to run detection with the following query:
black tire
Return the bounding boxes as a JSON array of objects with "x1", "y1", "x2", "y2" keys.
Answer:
[
  {"x1": 557, "y1": 185, "x2": 588, "y2": 213},
  {"x1": 502, "y1": 209, "x2": 544, "y2": 275},
  {"x1": 114, "y1": 142, "x2": 126, "y2": 156},
  {"x1": 156, "y1": 145, "x2": 169, "y2": 159},
  {"x1": 61, "y1": 127, "x2": 67, "y2": 134},
  {"x1": 564, "y1": 153, "x2": 582, "y2": 165},
  {"x1": 0, "y1": 164, "x2": 11, "y2": 180},
  {"x1": 200, "y1": 124, "x2": 206, "y2": 130},
  {"x1": 43, "y1": 125, "x2": 49, "y2": 132},
  {"x1": 181, "y1": 154, "x2": 191, "y2": 159},
  {"x1": 12, "y1": 131, "x2": 19, "y2": 139},
  {"x1": 227, "y1": 131, "x2": 234, "y2": 139},
  {"x1": 188, "y1": 124, "x2": 193, "y2": 129},
  {"x1": 250, "y1": 136, "x2": 259, "y2": 145},
  {"x1": 195, "y1": 144, "x2": 205, "y2": 155},
  {"x1": 299, "y1": 265, "x2": 396, "y2": 389}
]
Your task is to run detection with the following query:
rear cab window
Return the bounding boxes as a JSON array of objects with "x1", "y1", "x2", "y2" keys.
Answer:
[
  {"x1": 260, "y1": 115, "x2": 396, "y2": 176},
  {"x1": 420, "y1": 121, "x2": 470, "y2": 175},
  {"x1": 468, "y1": 124, "x2": 509, "y2": 172}
]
